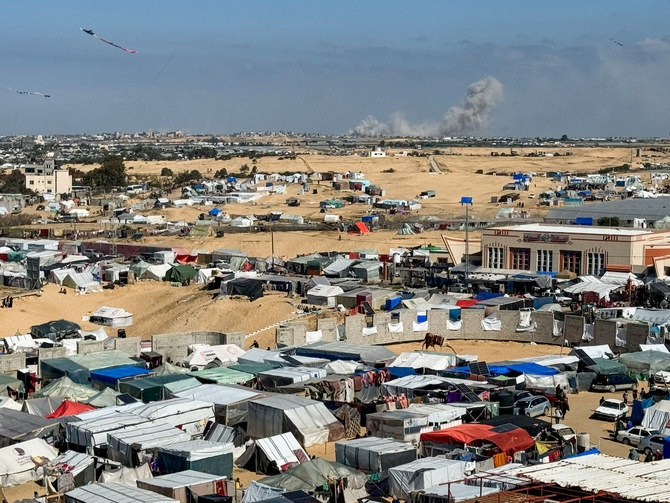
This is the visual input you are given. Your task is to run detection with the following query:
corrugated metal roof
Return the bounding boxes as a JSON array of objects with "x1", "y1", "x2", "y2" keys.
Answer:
[
  {"x1": 546, "y1": 197, "x2": 670, "y2": 223},
  {"x1": 509, "y1": 454, "x2": 670, "y2": 502}
]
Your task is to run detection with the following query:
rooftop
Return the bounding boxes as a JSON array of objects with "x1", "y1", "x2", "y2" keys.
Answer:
[{"x1": 490, "y1": 223, "x2": 653, "y2": 236}]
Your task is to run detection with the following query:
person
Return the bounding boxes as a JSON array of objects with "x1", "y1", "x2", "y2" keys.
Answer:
[
  {"x1": 250, "y1": 340, "x2": 259, "y2": 349},
  {"x1": 629, "y1": 448, "x2": 640, "y2": 461},
  {"x1": 561, "y1": 395, "x2": 570, "y2": 420},
  {"x1": 599, "y1": 396, "x2": 605, "y2": 405},
  {"x1": 518, "y1": 405, "x2": 526, "y2": 417},
  {"x1": 633, "y1": 389, "x2": 639, "y2": 401},
  {"x1": 623, "y1": 390, "x2": 629, "y2": 404},
  {"x1": 615, "y1": 418, "x2": 625, "y2": 436},
  {"x1": 235, "y1": 478, "x2": 242, "y2": 489},
  {"x1": 645, "y1": 449, "x2": 655, "y2": 462},
  {"x1": 656, "y1": 449, "x2": 664, "y2": 461}
]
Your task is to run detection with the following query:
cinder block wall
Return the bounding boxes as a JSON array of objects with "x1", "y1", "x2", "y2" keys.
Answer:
[
  {"x1": 114, "y1": 337, "x2": 141, "y2": 357},
  {"x1": 77, "y1": 340, "x2": 105, "y2": 355},
  {"x1": 0, "y1": 353, "x2": 26, "y2": 375},
  {"x1": 627, "y1": 323, "x2": 650, "y2": 353},
  {"x1": 152, "y1": 331, "x2": 229, "y2": 363}
]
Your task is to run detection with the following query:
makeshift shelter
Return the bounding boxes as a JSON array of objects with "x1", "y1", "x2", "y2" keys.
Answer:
[
  {"x1": 165, "y1": 264, "x2": 196, "y2": 283},
  {"x1": 0, "y1": 396, "x2": 22, "y2": 411},
  {"x1": 189, "y1": 367, "x2": 255, "y2": 385},
  {"x1": 31, "y1": 319, "x2": 81, "y2": 342},
  {"x1": 0, "y1": 408, "x2": 62, "y2": 447},
  {"x1": 144, "y1": 263, "x2": 171, "y2": 281},
  {"x1": 236, "y1": 432, "x2": 309, "y2": 475},
  {"x1": 366, "y1": 405, "x2": 465, "y2": 443},
  {"x1": 174, "y1": 384, "x2": 264, "y2": 425},
  {"x1": 642, "y1": 400, "x2": 670, "y2": 434},
  {"x1": 89, "y1": 366, "x2": 153, "y2": 390},
  {"x1": 153, "y1": 362, "x2": 191, "y2": 376},
  {"x1": 23, "y1": 396, "x2": 66, "y2": 416},
  {"x1": 83, "y1": 387, "x2": 123, "y2": 408},
  {"x1": 0, "y1": 374, "x2": 25, "y2": 395},
  {"x1": 294, "y1": 341, "x2": 396, "y2": 365},
  {"x1": 65, "y1": 482, "x2": 179, "y2": 503},
  {"x1": 621, "y1": 350, "x2": 670, "y2": 379},
  {"x1": 107, "y1": 420, "x2": 191, "y2": 467},
  {"x1": 66, "y1": 413, "x2": 149, "y2": 452},
  {"x1": 45, "y1": 400, "x2": 95, "y2": 418},
  {"x1": 50, "y1": 450, "x2": 96, "y2": 489},
  {"x1": 420, "y1": 423, "x2": 535, "y2": 456},
  {"x1": 137, "y1": 470, "x2": 227, "y2": 502},
  {"x1": 258, "y1": 367, "x2": 327, "y2": 389},
  {"x1": 118, "y1": 374, "x2": 200, "y2": 403},
  {"x1": 89, "y1": 306, "x2": 133, "y2": 327},
  {"x1": 129, "y1": 260, "x2": 151, "y2": 279},
  {"x1": 397, "y1": 223, "x2": 416, "y2": 235},
  {"x1": 129, "y1": 397, "x2": 215, "y2": 437},
  {"x1": 40, "y1": 350, "x2": 144, "y2": 384},
  {"x1": 226, "y1": 278, "x2": 264, "y2": 300},
  {"x1": 389, "y1": 457, "x2": 470, "y2": 500},
  {"x1": 158, "y1": 439, "x2": 234, "y2": 478},
  {"x1": 305, "y1": 285, "x2": 344, "y2": 306},
  {"x1": 0, "y1": 438, "x2": 58, "y2": 487},
  {"x1": 351, "y1": 222, "x2": 370, "y2": 234},
  {"x1": 62, "y1": 271, "x2": 101, "y2": 293},
  {"x1": 247, "y1": 395, "x2": 344, "y2": 447},
  {"x1": 33, "y1": 377, "x2": 100, "y2": 401},
  {"x1": 335, "y1": 437, "x2": 417, "y2": 475}
]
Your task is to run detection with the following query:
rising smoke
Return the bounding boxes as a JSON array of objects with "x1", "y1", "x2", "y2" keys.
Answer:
[{"x1": 352, "y1": 76, "x2": 503, "y2": 137}]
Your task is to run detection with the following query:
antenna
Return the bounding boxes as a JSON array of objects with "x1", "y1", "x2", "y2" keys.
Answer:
[{"x1": 460, "y1": 197, "x2": 473, "y2": 287}]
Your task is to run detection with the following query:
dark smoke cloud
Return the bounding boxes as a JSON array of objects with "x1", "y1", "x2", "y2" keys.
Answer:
[{"x1": 352, "y1": 76, "x2": 503, "y2": 137}]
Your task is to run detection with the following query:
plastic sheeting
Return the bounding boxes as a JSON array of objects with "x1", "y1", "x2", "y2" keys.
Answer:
[
  {"x1": 389, "y1": 458, "x2": 468, "y2": 500},
  {"x1": 447, "y1": 319, "x2": 462, "y2": 331},
  {"x1": 481, "y1": 314, "x2": 502, "y2": 331},
  {"x1": 413, "y1": 321, "x2": 428, "y2": 332},
  {"x1": 361, "y1": 326, "x2": 378, "y2": 336},
  {"x1": 633, "y1": 308, "x2": 670, "y2": 325},
  {"x1": 305, "y1": 330, "x2": 322, "y2": 343},
  {"x1": 335, "y1": 437, "x2": 417, "y2": 474},
  {"x1": 388, "y1": 322, "x2": 404, "y2": 333}
]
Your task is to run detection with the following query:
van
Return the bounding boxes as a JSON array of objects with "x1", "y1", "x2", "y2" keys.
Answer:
[{"x1": 591, "y1": 373, "x2": 637, "y2": 392}]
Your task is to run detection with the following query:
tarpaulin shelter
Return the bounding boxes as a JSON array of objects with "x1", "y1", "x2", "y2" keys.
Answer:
[
  {"x1": 294, "y1": 341, "x2": 396, "y2": 365},
  {"x1": 642, "y1": 399, "x2": 670, "y2": 434},
  {"x1": 62, "y1": 271, "x2": 101, "y2": 293},
  {"x1": 352, "y1": 222, "x2": 370, "y2": 234},
  {"x1": 259, "y1": 457, "x2": 367, "y2": 494},
  {"x1": 144, "y1": 263, "x2": 171, "y2": 281},
  {"x1": 66, "y1": 413, "x2": 149, "y2": 452},
  {"x1": 82, "y1": 387, "x2": 122, "y2": 408},
  {"x1": 129, "y1": 260, "x2": 151, "y2": 279},
  {"x1": 366, "y1": 406, "x2": 465, "y2": 443},
  {"x1": 236, "y1": 432, "x2": 309, "y2": 475},
  {"x1": 189, "y1": 367, "x2": 254, "y2": 385},
  {"x1": 89, "y1": 366, "x2": 153, "y2": 390},
  {"x1": 107, "y1": 420, "x2": 191, "y2": 467},
  {"x1": 0, "y1": 373, "x2": 24, "y2": 395},
  {"x1": 420, "y1": 423, "x2": 535, "y2": 455},
  {"x1": 22, "y1": 397, "x2": 65, "y2": 417},
  {"x1": 118, "y1": 374, "x2": 200, "y2": 403},
  {"x1": 397, "y1": 223, "x2": 416, "y2": 235},
  {"x1": 335, "y1": 437, "x2": 417, "y2": 475},
  {"x1": 0, "y1": 438, "x2": 58, "y2": 487},
  {"x1": 65, "y1": 482, "x2": 179, "y2": 503},
  {"x1": 389, "y1": 457, "x2": 469, "y2": 500},
  {"x1": 165, "y1": 264, "x2": 196, "y2": 283},
  {"x1": 0, "y1": 397, "x2": 22, "y2": 411},
  {"x1": 89, "y1": 306, "x2": 133, "y2": 327},
  {"x1": 620, "y1": 350, "x2": 670, "y2": 379},
  {"x1": 226, "y1": 278, "x2": 264, "y2": 300},
  {"x1": 45, "y1": 400, "x2": 94, "y2": 418},
  {"x1": 174, "y1": 384, "x2": 264, "y2": 425},
  {"x1": 32, "y1": 377, "x2": 98, "y2": 401},
  {"x1": 0, "y1": 409, "x2": 62, "y2": 447},
  {"x1": 50, "y1": 450, "x2": 96, "y2": 489},
  {"x1": 247, "y1": 395, "x2": 344, "y2": 447},
  {"x1": 40, "y1": 350, "x2": 144, "y2": 384},
  {"x1": 153, "y1": 362, "x2": 190, "y2": 376},
  {"x1": 158, "y1": 439, "x2": 234, "y2": 478},
  {"x1": 129, "y1": 397, "x2": 215, "y2": 437},
  {"x1": 31, "y1": 319, "x2": 81, "y2": 342},
  {"x1": 136, "y1": 469, "x2": 227, "y2": 502}
]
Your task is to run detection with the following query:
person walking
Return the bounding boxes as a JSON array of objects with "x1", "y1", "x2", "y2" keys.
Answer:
[{"x1": 623, "y1": 390, "x2": 629, "y2": 405}]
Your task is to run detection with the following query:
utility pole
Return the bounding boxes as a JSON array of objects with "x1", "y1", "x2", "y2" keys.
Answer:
[
  {"x1": 460, "y1": 197, "x2": 473, "y2": 288},
  {"x1": 271, "y1": 226, "x2": 275, "y2": 270}
]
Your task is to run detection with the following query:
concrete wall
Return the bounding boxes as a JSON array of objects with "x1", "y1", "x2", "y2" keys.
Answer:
[
  {"x1": 0, "y1": 353, "x2": 25, "y2": 375},
  {"x1": 151, "y1": 331, "x2": 231, "y2": 364},
  {"x1": 114, "y1": 337, "x2": 141, "y2": 357},
  {"x1": 77, "y1": 340, "x2": 106, "y2": 355},
  {"x1": 37, "y1": 347, "x2": 67, "y2": 378},
  {"x1": 276, "y1": 309, "x2": 649, "y2": 353}
]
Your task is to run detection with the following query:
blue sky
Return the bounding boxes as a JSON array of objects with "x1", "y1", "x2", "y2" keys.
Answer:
[{"x1": 3, "y1": 1, "x2": 670, "y2": 137}]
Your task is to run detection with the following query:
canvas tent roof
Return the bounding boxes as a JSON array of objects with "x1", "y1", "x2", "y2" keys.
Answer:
[
  {"x1": 247, "y1": 395, "x2": 344, "y2": 447},
  {"x1": 23, "y1": 396, "x2": 65, "y2": 416},
  {"x1": 82, "y1": 387, "x2": 122, "y2": 408},
  {"x1": 236, "y1": 432, "x2": 309, "y2": 474},
  {"x1": 65, "y1": 482, "x2": 179, "y2": 503},
  {"x1": 389, "y1": 457, "x2": 469, "y2": 500},
  {"x1": 259, "y1": 457, "x2": 367, "y2": 493},
  {"x1": 0, "y1": 438, "x2": 58, "y2": 487},
  {"x1": 33, "y1": 376, "x2": 99, "y2": 400},
  {"x1": 66, "y1": 413, "x2": 149, "y2": 450},
  {"x1": 90, "y1": 306, "x2": 133, "y2": 327},
  {"x1": 335, "y1": 437, "x2": 417, "y2": 474},
  {"x1": 420, "y1": 423, "x2": 535, "y2": 455},
  {"x1": 107, "y1": 420, "x2": 191, "y2": 466},
  {"x1": 165, "y1": 264, "x2": 196, "y2": 283},
  {"x1": 0, "y1": 408, "x2": 62, "y2": 447},
  {"x1": 45, "y1": 400, "x2": 94, "y2": 418}
]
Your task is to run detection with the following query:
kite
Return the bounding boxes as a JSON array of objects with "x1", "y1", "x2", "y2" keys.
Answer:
[
  {"x1": 17, "y1": 91, "x2": 50, "y2": 98},
  {"x1": 609, "y1": 38, "x2": 624, "y2": 47},
  {"x1": 80, "y1": 28, "x2": 139, "y2": 54}
]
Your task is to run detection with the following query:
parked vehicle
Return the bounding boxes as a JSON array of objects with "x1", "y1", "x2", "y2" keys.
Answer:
[
  {"x1": 513, "y1": 396, "x2": 551, "y2": 418},
  {"x1": 551, "y1": 423, "x2": 576, "y2": 442},
  {"x1": 653, "y1": 371, "x2": 670, "y2": 388},
  {"x1": 638, "y1": 434, "x2": 668, "y2": 456},
  {"x1": 591, "y1": 373, "x2": 637, "y2": 393},
  {"x1": 594, "y1": 399, "x2": 628, "y2": 420},
  {"x1": 616, "y1": 426, "x2": 659, "y2": 446}
]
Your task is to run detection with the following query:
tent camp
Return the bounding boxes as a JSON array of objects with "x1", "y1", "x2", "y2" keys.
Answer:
[
  {"x1": 65, "y1": 482, "x2": 179, "y2": 503},
  {"x1": 236, "y1": 432, "x2": 308, "y2": 475},
  {"x1": 89, "y1": 306, "x2": 133, "y2": 327},
  {"x1": 0, "y1": 408, "x2": 62, "y2": 447},
  {"x1": 128, "y1": 397, "x2": 215, "y2": 437},
  {"x1": 118, "y1": 374, "x2": 201, "y2": 403},
  {"x1": 389, "y1": 457, "x2": 470, "y2": 500},
  {"x1": 158, "y1": 439, "x2": 234, "y2": 478},
  {"x1": 0, "y1": 438, "x2": 58, "y2": 487},
  {"x1": 174, "y1": 384, "x2": 264, "y2": 425},
  {"x1": 335, "y1": 437, "x2": 417, "y2": 475},
  {"x1": 247, "y1": 395, "x2": 344, "y2": 447},
  {"x1": 107, "y1": 420, "x2": 191, "y2": 467}
]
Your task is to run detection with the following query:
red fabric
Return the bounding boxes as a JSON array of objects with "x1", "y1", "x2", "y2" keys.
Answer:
[
  {"x1": 420, "y1": 423, "x2": 535, "y2": 455},
  {"x1": 45, "y1": 400, "x2": 95, "y2": 418},
  {"x1": 456, "y1": 300, "x2": 479, "y2": 308},
  {"x1": 176, "y1": 254, "x2": 197, "y2": 263},
  {"x1": 354, "y1": 222, "x2": 370, "y2": 233}
]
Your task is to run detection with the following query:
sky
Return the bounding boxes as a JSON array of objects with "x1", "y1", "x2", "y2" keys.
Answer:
[{"x1": 3, "y1": 0, "x2": 670, "y2": 137}]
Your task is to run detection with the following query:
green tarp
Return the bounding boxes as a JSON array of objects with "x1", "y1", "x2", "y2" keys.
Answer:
[
  {"x1": 165, "y1": 264, "x2": 196, "y2": 283},
  {"x1": 189, "y1": 367, "x2": 254, "y2": 385},
  {"x1": 118, "y1": 374, "x2": 200, "y2": 403},
  {"x1": 33, "y1": 376, "x2": 98, "y2": 400}
]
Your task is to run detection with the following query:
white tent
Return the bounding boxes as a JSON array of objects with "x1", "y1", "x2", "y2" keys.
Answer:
[
  {"x1": 389, "y1": 457, "x2": 469, "y2": 500},
  {"x1": 236, "y1": 432, "x2": 308, "y2": 474},
  {"x1": 107, "y1": 420, "x2": 191, "y2": 466},
  {"x1": 129, "y1": 398, "x2": 214, "y2": 437},
  {"x1": 90, "y1": 306, "x2": 133, "y2": 327},
  {"x1": 143, "y1": 263, "x2": 171, "y2": 281},
  {"x1": 642, "y1": 400, "x2": 670, "y2": 434},
  {"x1": 0, "y1": 438, "x2": 58, "y2": 487},
  {"x1": 175, "y1": 384, "x2": 262, "y2": 425},
  {"x1": 0, "y1": 397, "x2": 22, "y2": 411},
  {"x1": 389, "y1": 352, "x2": 460, "y2": 370},
  {"x1": 65, "y1": 482, "x2": 178, "y2": 503},
  {"x1": 63, "y1": 271, "x2": 101, "y2": 294},
  {"x1": 66, "y1": 413, "x2": 149, "y2": 452},
  {"x1": 306, "y1": 285, "x2": 344, "y2": 306},
  {"x1": 183, "y1": 344, "x2": 246, "y2": 370},
  {"x1": 69, "y1": 208, "x2": 90, "y2": 218}
]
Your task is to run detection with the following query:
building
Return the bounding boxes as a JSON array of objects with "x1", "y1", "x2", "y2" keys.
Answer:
[
  {"x1": 24, "y1": 155, "x2": 72, "y2": 195},
  {"x1": 370, "y1": 147, "x2": 386, "y2": 158},
  {"x1": 481, "y1": 223, "x2": 670, "y2": 275}
]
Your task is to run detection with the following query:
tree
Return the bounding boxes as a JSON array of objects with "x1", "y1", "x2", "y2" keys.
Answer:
[
  {"x1": 560, "y1": 134, "x2": 569, "y2": 141},
  {"x1": 83, "y1": 155, "x2": 127, "y2": 189},
  {"x1": 215, "y1": 168, "x2": 228, "y2": 178},
  {"x1": 597, "y1": 216, "x2": 620, "y2": 227},
  {"x1": 160, "y1": 167, "x2": 174, "y2": 177},
  {"x1": 0, "y1": 170, "x2": 33, "y2": 195},
  {"x1": 240, "y1": 164, "x2": 249, "y2": 173}
]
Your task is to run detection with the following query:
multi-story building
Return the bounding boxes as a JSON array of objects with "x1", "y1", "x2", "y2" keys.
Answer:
[
  {"x1": 24, "y1": 155, "x2": 72, "y2": 196},
  {"x1": 481, "y1": 224, "x2": 670, "y2": 275}
]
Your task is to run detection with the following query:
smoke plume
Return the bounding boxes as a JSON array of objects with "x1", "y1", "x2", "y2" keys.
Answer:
[{"x1": 352, "y1": 76, "x2": 503, "y2": 137}]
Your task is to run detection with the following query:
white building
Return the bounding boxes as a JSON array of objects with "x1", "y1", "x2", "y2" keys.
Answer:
[
  {"x1": 370, "y1": 147, "x2": 386, "y2": 158},
  {"x1": 24, "y1": 155, "x2": 72, "y2": 196}
]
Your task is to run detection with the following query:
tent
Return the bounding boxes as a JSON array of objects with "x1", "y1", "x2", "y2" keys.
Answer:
[
  {"x1": 45, "y1": 400, "x2": 95, "y2": 418},
  {"x1": 420, "y1": 423, "x2": 535, "y2": 455},
  {"x1": 366, "y1": 405, "x2": 465, "y2": 443},
  {"x1": 129, "y1": 260, "x2": 151, "y2": 279},
  {"x1": 62, "y1": 271, "x2": 101, "y2": 293},
  {"x1": 50, "y1": 450, "x2": 96, "y2": 489},
  {"x1": 165, "y1": 264, "x2": 196, "y2": 283},
  {"x1": 0, "y1": 409, "x2": 62, "y2": 448},
  {"x1": 0, "y1": 438, "x2": 58, "y2": 487},
  {"x1": 144, "y1": 263, "x2": 171, "y2": 281},
  {"x1": 389, "y1": 458, "x2": 469, "y2": 500},
  {"x1": 189, "y1": 367, "x2": 255, "y2": 385},
  {"x1": 107, "y1": 420, "x2": 191, "y2": 467},
  {"x1": 642, "y1": 400, "x2": 670, "y2": 434},
  {"x1": 23, "y1": 396, "x2": 66, "y2": 416},
  {"x1": 158, "y1": 439, "x2": 234, "y2": 478},
  {"x1": 118, "y1": 374, "x2": 200, "y2": 403},
  {"x1": 31, "y1": 319, "x2": 81, "y2": 342},
  {"x1": 397, "y1": 223, "x2": 416, "y2": 235},
  {"x1": 335, "y1": 437, "x2": 417, "y2": 475},
  {"x1": 0, "y1": 373, "x2": 25, "y2": 395},
  {"x1": 128, "y1": 397, "x2": 215, "y2": 437},
  {"x1": 174, "y1": 384, "x2": 264, "y2": 425},
  {"x1": 247, "y1": 395, "x2": 344, "y2": 447},
  {"x1": 236, "y1": 432, "x2": 308, "y2": 475},
  {"x1": 83, "y1": 387, "x2": 123, "y2": 408},
  {"x1": 226, "y1": 278, "x2": 264, "y2": 300},
  {"x1": 305, "y1": 285, "x2": 344, "y2": 306},
  {"x1": 66, "y1": 413, "x2": 150, "y2": 451},
  {"x1": 89, "y1": 306, "x2": 133, "y2": 327},
  {"x1": 258, "y1": 367, "x2": 327, "y2": 389},
  {"x1": 40, "y1": 350, "x2": 143, "y2": 384},
  {"x1": 620, "y1": 350, "x2": 670, "y2": 378},
  {"x1": 65, "y1": 482, "x2": 178, "y2": 503},
  {"x1": 352, "y1": 222, "x2": 370, "y2": 234},
  {"x1": 32, "y1": 377, "x2": 99, "y2": 401},
  {"x1": 0, "y1": 397, "x2": 22, "y2": 411},
  {"x1": 153, "y1": 362, "x2": 190, "y2": 376},
  {"x1": 90, "y1": 366, "x2": 153, "y2": 390}
]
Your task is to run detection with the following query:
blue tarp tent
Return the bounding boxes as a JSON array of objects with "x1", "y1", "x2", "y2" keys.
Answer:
[
  {"x1": 533, "y1": 296, "x2": 556, "y2": 309},
  {"x1": 475, "y1": 292, "x2": 504, "y2": 301},
  {"x1": 208, "y1": 208, "x2": 221, "y2": 216},
  {"x1": 385, "y1": 297, "x2": 402, "y2": 311},
  {"x1": 448, "y1": 362, "x2": 557, "y2": 376},
  {"x1": 90, "y1": 366, "x2": 153, "y2": 387}
]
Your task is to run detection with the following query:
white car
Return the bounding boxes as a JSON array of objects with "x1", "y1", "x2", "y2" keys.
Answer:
[
  {"x1": 594, "y1": 399, "x2": 628, "y2": 420},
  {"x1": 616, "y1": 426, "x2": 659, "y2": 446},
  {"x1": 552, "y1": 423, "x2": 576, "y2": 442},
  {"x1": 653, "y1": 371, "x2": 670, "y2": 388}
]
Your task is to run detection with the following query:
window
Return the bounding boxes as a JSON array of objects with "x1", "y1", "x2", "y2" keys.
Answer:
[
  {"x1": 536, "y1": 250, "x2": 554, "y2": 272},
  {"x1": 487, "y1": 247, "x2": 504, "y2": 268},
  {"x1": 510, "y1": 248, "x2": 531, "y2": 270},
  {"x1": 29, "y1": 180, "x2": 34, "y2": 185},
  {"x1": 561, "y1": 250, "x2": 582, "y2": 274},
  {"x1": 587, "y1": 252, "x2": 605, "y2": 275}
]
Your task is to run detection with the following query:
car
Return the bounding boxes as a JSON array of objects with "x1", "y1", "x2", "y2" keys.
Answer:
[
  {"x1": 616, "y1": 426, "x2": 659, "y2": 446},
  {"x1": 528, "y1": 193, "x2": 536, "y2": 199},
  {"x1": 653, "y1": 371, "x2": 670, "y2": 388},
  {"x1": 594, "y1": 399, "x2": 628, "y2": 420},
  {"x1": 638, "y1": 434, "x2": 668, "y2": 456},
  {"x1": 513, "y1": 390, "x2": 534, "y2": 402},
  {"x1": 551, "y1": 423, "x2": 576, "y2": 442},
  {"x1": 513, "y1": 396, "x2": 551, "y2": 418},
  {"x1": 591, "y1": 373, "x2": 638, "y2": 393}
]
